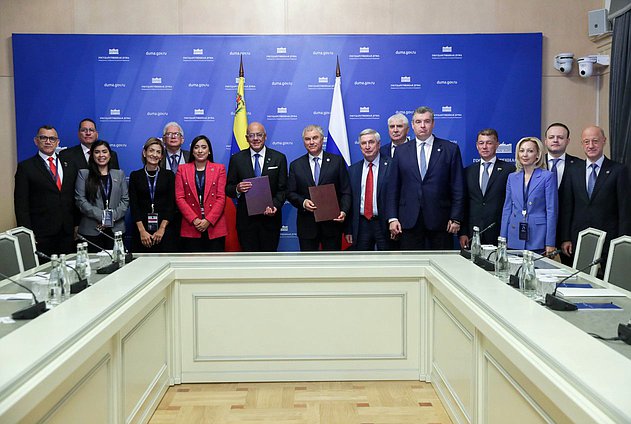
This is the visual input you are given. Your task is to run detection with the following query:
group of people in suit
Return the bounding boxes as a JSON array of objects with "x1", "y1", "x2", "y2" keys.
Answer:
[{"x1": 14, "y1": 110, "x2": 630, "y2": 268}]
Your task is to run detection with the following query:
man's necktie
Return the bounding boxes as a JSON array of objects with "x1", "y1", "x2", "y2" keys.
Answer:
[
  {"x1": 170, "y1": 154, "x2": 179, "y2": 174},
  {"x1": 419, "y1": 142, "x2": 427, "y2": 180},
  {"x1": 313, "y1": 157, "x2": 320, "y2": 185},
  {"x1": 48, "y1": 157, "x2": 62, "y2": 190},
  {"x1": 587, "y1": 163, "x2": 598, "y2": 198},
  {"x1": 481, "y1": 162, "x2": 491, "y2": 195},
  {"x1": 550, "y1": 158, "x2": 560, "y2": 183},
  {"x1": 254, "y1": 153, "x2": 261, "y2": 177},
  {"x1": 364, "y1": 162, "x2": 374, "y2": 220}
]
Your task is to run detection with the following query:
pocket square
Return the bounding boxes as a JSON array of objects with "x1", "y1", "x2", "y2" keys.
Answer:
[{"x1": 268, "y1": 166, "x2": 278, "y2": 170}]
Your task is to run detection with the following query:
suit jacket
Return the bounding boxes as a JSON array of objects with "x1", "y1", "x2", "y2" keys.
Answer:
[
  {"x1": 547, "y1": 153, "x2": 584, "y2": 248},
  {"x1": 160, "y1": 149, "x2": 190, "y2": 170},
  {"x1": 346, "y1": 154, "x2": 391, "y2": 243},
  {"x1": 500, "y1": 168, "x2": 558, "y2": 250},
  {"x1": 75, "y1": 169, "x2": 129, "y2": 236},
  {"x1": 14, "y1": 154, "x2": 78, "y2": 238},
  {"x1": 60, "y1": 143, "x2": 120, "y2": 170},
  {"x1": 287, "y1": 152, "x2": 352, "y2": 239},
  {"x1": 460, "y1": 159, "x2": 515, "y2": 244},
  {"x1": 175, "y1": 162, "x2": 227, "y2": 239},
  {"x1": 128, "y1": 168, "x2": 176, "y2": 228},
  {"x1": 225, "y1": 147, "x2": 288, "y2": 231},
  {"x1": 559, "y1": 157, "x2": 631, "y2": 250},
  {"x1": 379, "y1": 138, "x2": 410, "y2": 159},
  {"x1": 386, "y1": 137, "x2": 465, "y2": 231}
]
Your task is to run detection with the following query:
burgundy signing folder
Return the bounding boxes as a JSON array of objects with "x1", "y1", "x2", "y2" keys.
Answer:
[
  {"x1": 244, "y1": 176, "x2": 273, "y2": 216},
  {"x1": 308, "y1": 183, "x2": 340, "y2": 222}
]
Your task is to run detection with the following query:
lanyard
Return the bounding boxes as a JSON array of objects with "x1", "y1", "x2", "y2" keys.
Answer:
[
  {"x1": 145, "y1": 167, "x2": 159, "y2": 213},
  {"x1": 522, "y1": 172, "x2": 531, "y2": 219},
  {"x1": 195, "y1": 166, "x2": 206, "y2": 206},
  {"x1": 100, "y1": 174, "x2": 112, "y2": 209}
]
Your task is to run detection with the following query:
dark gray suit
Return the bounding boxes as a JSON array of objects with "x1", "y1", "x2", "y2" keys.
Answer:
[{"x1": 75, "y1": 169, "x2": 129, "y2": 236}]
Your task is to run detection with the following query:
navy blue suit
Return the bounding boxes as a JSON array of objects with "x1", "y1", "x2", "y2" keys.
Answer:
[
  {"x1": 346, "y1": 154, "x2": 391, "y2": 250},
  {"x1": 386, "y1": 137, "x2": 465, "y2": 249},
  {"x1": 500, "y1": 168, "x2": 558, "y2": 251}
]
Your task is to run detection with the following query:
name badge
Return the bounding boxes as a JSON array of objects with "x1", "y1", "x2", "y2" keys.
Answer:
[
  {"x1": 147, "y1": 213, "x2": 159, "y2": 232},
  {"x1": 102, "y1": 209, "x2": 114, "y2": 228},
  {"x1": 519, "y1": 222, "x2": 529, "y2": 241}
]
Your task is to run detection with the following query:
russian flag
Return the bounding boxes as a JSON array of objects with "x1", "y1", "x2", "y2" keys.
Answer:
[{"x1": 325, "y1": 57, "x2": 350, "y2": 166}]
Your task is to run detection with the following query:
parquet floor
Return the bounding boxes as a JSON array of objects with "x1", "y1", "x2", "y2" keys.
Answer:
[{"x1": 148, "y1": 381, "x2": 453, "y2": 424}]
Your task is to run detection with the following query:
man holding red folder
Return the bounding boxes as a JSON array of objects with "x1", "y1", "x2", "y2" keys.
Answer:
[
  {"x1": 287, "y1": 124, "x2": 351, "y2": 251},
  {"x1": 226, "y1": 122, "x2": 288, "y2": 252}
]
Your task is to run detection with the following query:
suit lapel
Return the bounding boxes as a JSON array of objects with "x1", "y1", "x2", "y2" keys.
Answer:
[
  {"x1": 317, "y1": 153, "x2": 332, "y2": 185},
  {"x1": 376, "y1": 156, "x2": 388, "y2": 197},
  {"x1": 591, "y1": 158, "x2": 611, "y2": 201},
  {"x1": 527, "y1": 168, "x2": 544, "y2": 194},
  {"x1": 425, "y1": 140, "x2": 442, "y2": 178},
  {"x1": 485, "y1": 161, "x2": 505, "y2": 194},
  {"x1": 261, "y1": 151, "x2": 273, "y2": 176}
]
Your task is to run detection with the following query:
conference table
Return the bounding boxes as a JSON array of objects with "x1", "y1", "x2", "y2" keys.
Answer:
[{"x1": 0, "y1": 251, "x2": 630, "y2": 424}]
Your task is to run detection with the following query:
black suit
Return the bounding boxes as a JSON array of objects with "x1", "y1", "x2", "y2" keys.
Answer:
[
  {"x1": 59, "y1": 143, "x2": 120, "y2": 170},
  {"x1": 560, "y1": 157, "x2": 631, "y2": 262},
  {"x1": 547, "y1": 153, "x2": 583, "y2": 264},
  {"x1": 225, "y1": 147, "x2": 288, "y2": 252},
  {"x1": 460, "y1": 159, "x2": 515, "y2": 245},
  {"x1": 14, "y1": 154, "x2": 78, "y2": 255},
  {"x1": 287, "y1": 152, "x2": 351, "y2": 251},
  {"x1": 379, "y1": 138, "x2": 409, "y2": 159}
]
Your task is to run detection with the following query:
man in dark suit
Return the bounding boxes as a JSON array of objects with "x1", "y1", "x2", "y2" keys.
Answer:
[
  {"x1": 160, "y1": 121, "x2": 190, "y2": 174},
  {"x1": 560, "y1": 125, "x2": 631, "y2": 267},
  {"x1": 386, "y1": 106, "x2": 465, "y2": 250},
  {"x1": 287, "y1": 124, "x2": 351, "y2": 251},
  {"x1": 59, "y1": 118, "x2": 120, "y2": 169},
  {"x1": 346, "y1": 129, "x2": 390, "y2": 251},
  {"x1": 14, "y1": 125, "x2": 78, "y2": 256},
  {"x1": 459, "y1": 128, "x2": 515, "y2": 248},
  {"x1": 380, "y1": 113, "x2": 410, "y2": 159},
  {"x1": 226, "y1": 122, "x2": 288, "y2": 252},
  {"x1": 544, "y1": 122, "x2": 584, "y2": 264}
]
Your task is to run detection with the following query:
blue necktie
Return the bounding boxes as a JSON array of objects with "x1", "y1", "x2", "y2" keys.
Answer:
[
  {"x1": 170, "y1": 154, "x2": 179, "y2": 174},
  {"x1": 587, "y1": 163, "x2": 598, "y2": 198},
  {"x1": 550, "y1": 158, "x2": 560, "y2": 184},
  {"x1": 481, "y1": 162, "x2": 491, "y2": 195},
  {"x1": 313, "y1": 157, "x2": 320, "y2": 185},
  {"x1": 253, "y1": 153, "x2": 261, "y2": 177},
  {"x1": 419, "y1": 142, "x2": 427, "y2": 180}
]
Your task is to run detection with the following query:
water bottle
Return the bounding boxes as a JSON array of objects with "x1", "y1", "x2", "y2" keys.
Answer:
[
  {"x1": 113, "y1": 231, "x2": 125, "y2": 268},
  {"x1": 48, "y1": 254, "x2": 62, "y2": 307},
  {"x1": 470, "y1": 226, "x2": 482, "y2": 262},
  {"x1": 519, "y1": 251, "x2": 537, "y2": 299},
  {"x1": 59, "y1": 254, "x2": 72, "y2": 300},
  {"x1": 495, "y1": 236, "x2": 510, "y2": 283},
  {"x1": 82, "y1": 242, "x2": 92, "y2": 281},
  {"x1": 75, "y1": 243, "x2": 87, "y2": 279}
]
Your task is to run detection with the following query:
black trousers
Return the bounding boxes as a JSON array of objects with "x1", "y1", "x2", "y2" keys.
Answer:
[
  {"x1": 400, "y1": 213, "x2": 454, "y2": 250},
  {"x1": 354, "y1": 216, "x2": 389, "y2": 251}
]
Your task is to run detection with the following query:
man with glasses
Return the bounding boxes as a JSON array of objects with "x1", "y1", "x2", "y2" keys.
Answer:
[
  {"x1": 160, "y1": 122, "x2": 189, "y2": 174},
  {"x1": 560, "y1": 125, "x2": 631, "y2": 268},
  {"x1": 14, "y1": 126, "x2": 78, "y2": 256},
  {"x1": 226, "y1": 122, "x2": 288, "y2": 251},
  {"x1": 59, "y1": 118, "x2": 120, "y2": 169}
]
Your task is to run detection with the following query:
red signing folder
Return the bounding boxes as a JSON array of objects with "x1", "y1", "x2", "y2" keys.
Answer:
[
  {"x1": 244, "y1": 176, "x2": 273, "y2": 216},
  {"x1": 309, "y1": 183, "x2": 340, "y2": 222}
]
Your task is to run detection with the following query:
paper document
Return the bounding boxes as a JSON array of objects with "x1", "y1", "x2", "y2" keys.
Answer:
[{"x1": 556, "y1": 288, "x2": 625, "y2": 297}]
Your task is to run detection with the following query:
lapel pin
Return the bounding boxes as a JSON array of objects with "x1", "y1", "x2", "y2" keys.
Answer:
[
  {"x1": 497, "y1": 167, "x2": 502, "y2": 171},
  {"x1": 437, "y1": 148, "x2": 441, "y2": 152},
  {"x1": 326, "y1": 158, "x2": 330, "y2": 162},
  {"x1": 606, "y1": 170, "x2": 610, "y2": 174}
]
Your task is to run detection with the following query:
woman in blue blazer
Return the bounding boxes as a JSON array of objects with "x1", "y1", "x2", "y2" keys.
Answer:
[{"x1": 500, "y1": 137, "x2": 558, "y2": 254}]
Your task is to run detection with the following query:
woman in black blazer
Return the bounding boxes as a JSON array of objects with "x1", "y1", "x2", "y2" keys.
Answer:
[{"x1": 128, "y1": 137, "x2": 176, "y2": 252}]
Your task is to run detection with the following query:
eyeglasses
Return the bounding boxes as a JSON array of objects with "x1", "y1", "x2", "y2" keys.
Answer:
[
  {"x1": 79, "y1": 128, "x2": 96, "y2": 133},
  {"x1": 37, "y1": 135, "x2": 59, "y2": 142},
  {"x1": 246, "y1": 133, "x2": 265, "y2": 140},
  {"x1": 164, "y1": 132, "x2": 182, "y2": 138}
]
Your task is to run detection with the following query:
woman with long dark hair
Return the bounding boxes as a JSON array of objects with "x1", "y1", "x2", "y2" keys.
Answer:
[
  {"x1": 175, "y1": 135, "x2": 227, "y2": 252},
  {"x1": 75, "y1": 140, "x2": 129, "y2": 251},
  {"x1": 128, "y1": 137, "x2": 176, "y2": 252}
]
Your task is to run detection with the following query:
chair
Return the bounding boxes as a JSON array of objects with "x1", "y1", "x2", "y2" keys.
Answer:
[
  {"x1": 572, "y1": 227, "x2": 606, "y2": 277},
  {"x1": 8, "y1": 227, "x2": 39, "y2": 271},
  {"x1": 0, "y1": 233, "x2": 25, "y2": 278},
  {"x1": 603, "y1": 235, "x2": 631, "y2": 292}
]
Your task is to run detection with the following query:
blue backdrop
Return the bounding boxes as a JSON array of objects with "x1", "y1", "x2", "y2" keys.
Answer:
[{"x1": 13, "y1": 33, "x2": 542, "y2": 251}]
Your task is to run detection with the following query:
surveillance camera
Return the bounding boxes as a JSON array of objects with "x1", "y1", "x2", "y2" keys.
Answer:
[
  {"x1": 554, "y1": 53, "x2": 574, "y2": 74},
  {"x1": 577, "y1": 56, "x2": 596, "y2": 78}
]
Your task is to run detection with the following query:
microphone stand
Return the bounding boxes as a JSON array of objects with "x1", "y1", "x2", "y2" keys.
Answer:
[
  {"x1": 77, "y1": 235, "x2": 119, "y2": 274},
  {"x1": 508, "y1": 249, "x2": 561, "y2": 288},
  {"x1": 35, "y1": 251, "x2": 88, "y2": 294},
  {"x1": 545, "y1": 258, "x2": 603, "y2": 311},
  {"x1": 96, "y1": 228, "x2": 134, "y2": 264},
  {"x1": 0, "y1": 271, "x2": 47, "y2": 320}
]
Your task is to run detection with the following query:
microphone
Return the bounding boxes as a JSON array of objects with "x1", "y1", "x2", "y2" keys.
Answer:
[
  {"x1": 35, "y1": 251, "x2": 88, "y2": 294},
  {"x1": 76, "y1": 235, "x2": 119, "y2": 274},
  {"x1": 545, "y1": 257, "x2": 603, "y2": 311},
  {"x1": 460, "y1": 222, "x2": 497, "y2": 259},
  {"x1": 96, "y1": 227, "x2": 134, "y2": 263},
  {"x1": 508, "y1": 249, "x2": 561, "y2": 288},
  {"x1": 0, "y1": 271, "x2": 47, "y2": 320}
]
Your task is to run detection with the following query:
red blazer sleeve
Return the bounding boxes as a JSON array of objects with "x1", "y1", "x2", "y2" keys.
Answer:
[{"x1": 204, "y1": 163, "x2": 226, "y2": 226}]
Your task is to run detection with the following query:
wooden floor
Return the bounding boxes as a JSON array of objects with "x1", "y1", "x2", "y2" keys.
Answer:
[{"x1": 148, "y1": 381, "x2": 453, "y2": 424}]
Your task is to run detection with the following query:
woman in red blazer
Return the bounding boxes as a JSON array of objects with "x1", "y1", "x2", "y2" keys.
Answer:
[{"x1": 175, "y1": 135, "x2": 227, "y2": 252}]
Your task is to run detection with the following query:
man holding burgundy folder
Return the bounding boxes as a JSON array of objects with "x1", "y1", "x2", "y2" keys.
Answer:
[
  {"x1": 226, "y1": 122, "x2": 288, "y2": 251},
  {"x1": 287, "y1": 124, "x2": 351, "y2": 251}
]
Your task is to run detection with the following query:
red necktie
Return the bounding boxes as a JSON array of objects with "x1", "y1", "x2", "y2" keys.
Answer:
[
  {"x1": 48, "y1": 157, "x2": 62, "y2": 190},
  {"x1": 364, "y1": 162, "x2": 374, "y2": 220}
]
